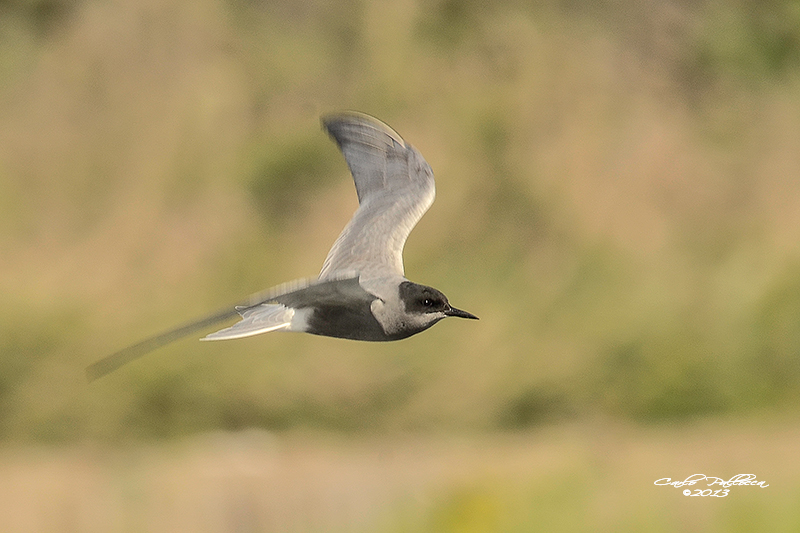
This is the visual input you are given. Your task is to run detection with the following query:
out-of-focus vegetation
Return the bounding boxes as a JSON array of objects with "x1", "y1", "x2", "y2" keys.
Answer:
[
  {"x1": 3, "y1": 0, "x2": 800, "y2": 443},
  {"x1": 2, "y1": 421, "x2": 800, "y2": 532}
]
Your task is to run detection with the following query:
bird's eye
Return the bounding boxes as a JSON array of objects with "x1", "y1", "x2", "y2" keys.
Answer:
[{"x1": 423, "y1": 298, "x2": 434, "y2": 307}]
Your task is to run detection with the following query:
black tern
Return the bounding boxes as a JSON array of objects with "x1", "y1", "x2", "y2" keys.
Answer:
[{"x1": 87, "y1": 112, "x2": 477, "y2": 381}]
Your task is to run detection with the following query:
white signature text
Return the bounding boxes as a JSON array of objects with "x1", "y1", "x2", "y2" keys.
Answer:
[{"x1": 654, "y1": 474, "x2": 768, "y2": 496}]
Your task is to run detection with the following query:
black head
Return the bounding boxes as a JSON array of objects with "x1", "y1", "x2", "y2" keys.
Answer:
[{"x1": 398, "y1": 281, "x2": 478, "y2": 320}]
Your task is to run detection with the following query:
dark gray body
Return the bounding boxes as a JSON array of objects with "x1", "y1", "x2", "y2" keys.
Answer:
[{"x1": 274, "y1": 277, "x2": 389, "y2": 341}]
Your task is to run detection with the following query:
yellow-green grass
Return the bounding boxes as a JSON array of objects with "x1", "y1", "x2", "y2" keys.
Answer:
[{"x1": 0, "y1": 418, "x2": 797, "y2": 532}]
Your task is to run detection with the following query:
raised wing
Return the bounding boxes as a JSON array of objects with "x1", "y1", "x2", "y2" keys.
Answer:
[{"x1": 319, "y1": 113, "x2": 435, "y2": 280}]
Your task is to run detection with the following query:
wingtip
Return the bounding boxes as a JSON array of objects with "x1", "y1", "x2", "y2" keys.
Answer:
[
  {"x1": 85, "y1": 354, "x2": 126, "y2": 383},
  {"x1": 85, "y1": 364, "x2": 104, "y2": 383},
  {"x1": 321, "y1": 110, "x2": 374, "y2": 128},
  {"x1": 321, "y1": 111, "x2": 405, "y2": 147}
]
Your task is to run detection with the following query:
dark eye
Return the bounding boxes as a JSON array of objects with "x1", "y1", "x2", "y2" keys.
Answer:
[{"x1": 423, "y1": 298, "x2": 434, "y2": 307}]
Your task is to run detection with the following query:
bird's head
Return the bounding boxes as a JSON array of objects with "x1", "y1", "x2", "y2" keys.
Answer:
[{"x1": 398, "y1": 281, "x2": 478, "y2": 332}]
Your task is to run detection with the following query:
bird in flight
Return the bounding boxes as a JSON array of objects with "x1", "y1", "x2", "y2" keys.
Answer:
[{"x1": 87, "y1": 112, "x2": 477, "y2": 381}]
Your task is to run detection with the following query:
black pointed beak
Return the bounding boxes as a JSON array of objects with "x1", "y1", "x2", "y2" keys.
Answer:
[{"x1": 445, "y1": 306, "x2": 479, "y2": 320}]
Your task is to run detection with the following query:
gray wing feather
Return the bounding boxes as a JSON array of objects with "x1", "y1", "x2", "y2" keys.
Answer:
[
  {"x1": 85, "y1": 277, "x2": 332, "y2": 381},
  {"x1": 201, "y1": 275, "x2": 372, "y2": 341},
  {"x1": 319, "y1": 113, "x2": 436, "y2": 279},
  {"x1": 201, "y1": 304, "x2": 294, "y2": 340}
]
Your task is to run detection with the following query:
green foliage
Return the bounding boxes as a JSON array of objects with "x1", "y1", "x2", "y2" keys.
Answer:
[
  {"x1": 247, "y1": 133, "x2": 339, "y2": 227},
  {"x1": 687, "y1": 0, "x2": 800, "y2": 88},
  {"x1": 0, "y1": 0, "x2": 77, "y2": 37},
  {"x1": 745, "y1": 262, "x2": 800, "y2": 403}
]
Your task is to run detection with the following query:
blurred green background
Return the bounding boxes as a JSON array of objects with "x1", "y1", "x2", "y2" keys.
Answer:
[{"x1": 2, "y1": 0, "x2": 800, "y2": 530}]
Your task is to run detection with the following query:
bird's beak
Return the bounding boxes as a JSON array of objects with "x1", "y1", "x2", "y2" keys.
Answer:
[{"x1": 445, "y1": 306, "x2": 479, "y2": 320}]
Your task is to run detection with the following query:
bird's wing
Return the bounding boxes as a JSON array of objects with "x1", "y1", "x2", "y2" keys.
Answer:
[
  {"x1": 201, "y1": 304, "x2": 294, "y2": 341},
  {"x1": 318, "y1": 112, "x2": 436, "y2": 280},
  {"x1": 201, "y1": 275, "x2": 375, "y2": 341},
  {"x1": 85, "y1": 278, "x2": 316, "y2": 381}
]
